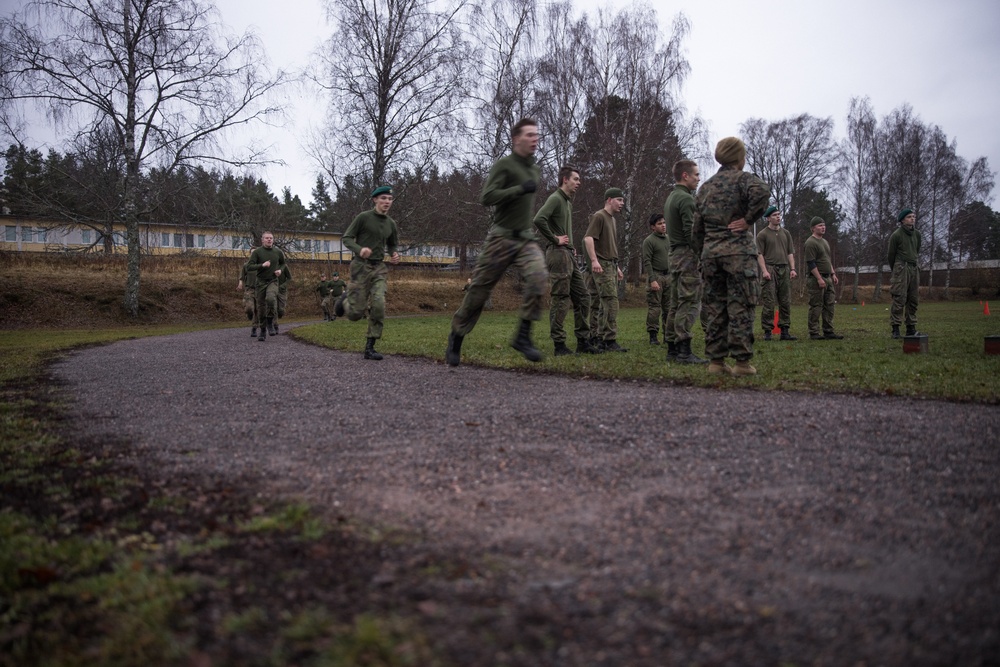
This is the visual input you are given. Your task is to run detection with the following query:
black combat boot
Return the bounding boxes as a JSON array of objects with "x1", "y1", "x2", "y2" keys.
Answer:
[
  {"x1": 603, "y1": 340, "x2": 628, "y2": 353},
  {"x1": 665, "y1": 341, "x2": 679, "y2": 361},
  {"x1": 364, "y1": 337, "x2": 383, "y2": 360},
  {"x1": 891, "y1": 325, "x2": 900, "y2": 339},
  {"x1": 257, "y1": 325, "x2": 266, "y2": 342},
  {"x1": 649, "y1": 331, "x2": 660, "y2": 345},
  {"x1": 676, "y1": 339, "x2": 707, "y2": 364},
  {"x1": 511, "y1": 319, "x2": 542, "y2": 362},
  {"x1": 271, "y1": 320, "x2": 279, "y2": 335},
  {"x1": 763, "y1": 330, "x2": 772, "y2": 341},
  {"x1": 251, "y1": 327, "x2": 257, "y2": 337},
  {"x1": 576, "y1": 337, "x2": 599, "y2": 354},
  {"x1": 445, "y1": 331, "x2": 464, "y2": 366},
  {"x1": 780, "y1": 326, "x2": 797, "y2": 341},
  {"x1": 905, "y1": 325, "x2": 920, "y2": 336},
  {"x1": 553, "y1": 341, "x2": 573, "y2": 356}
]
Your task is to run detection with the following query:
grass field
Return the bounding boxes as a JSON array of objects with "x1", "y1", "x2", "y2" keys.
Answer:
[{"x1": 294, "y1": 301, "x2": 1000, "y2": 403}]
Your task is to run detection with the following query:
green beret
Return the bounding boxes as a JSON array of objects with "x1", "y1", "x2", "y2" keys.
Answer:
[
  {"x1": 897, "y1": 207, "x2": 913, "y2": 222},
  {"x1": 605, "y1": 187, "x2": 624, "y2": 200},
  {"x1": 332, "y1": 272, "x2": 339, "y2": 277},
  {"x1": 810, "y1": 216, "x2": 826, "y2": 227},
  {"x1": 371, "y1": 185, "x2": 392, "y2": 198},
  {"x1": 763, "y1": 205, "x2": 778, "y2": 219},
  {"x1": 715, "y1": 137, "x2": 746, "y2": 165}
]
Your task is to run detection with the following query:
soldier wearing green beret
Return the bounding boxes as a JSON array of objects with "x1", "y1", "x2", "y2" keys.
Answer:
[
  {"x1": 804, "y1": 217, "x2": 843, "y2": 340},
  {"x1": 693, "y1": 137, "x2": 770, "y2": 376},
  {"x1": 446, "y1": 117, "x2": 548, "y2": 366},
  {"x1": 756, "y1": 206, "x2": 798, "y2": 341},
  {"x1": 887, "y1": 208, "x2": 921, "y2": 338},
  {"x1": 584, "y1": 187, "x2": 627, "y2": 352},
  {"x1": 326, "y1": 272, "x2": 346, "y2": 321},
  {"x1": 334, "y1": 186, "x2": 400, "y2": 360},
  {"x1": 316, "y1": 274, "x2": 332, "y2": 320}
]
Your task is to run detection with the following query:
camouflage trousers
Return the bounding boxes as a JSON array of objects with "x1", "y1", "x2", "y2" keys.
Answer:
[
  {"x1": 277, "y1": 287, "x2": 288, "y2": 319},
  {"x1": 320, "y1": 294, "x2": 332, "y2": 318},
  {"x1": 593, "y1": 259, "x2": 620, "y2": 341},
  {"x1": 667, "y1": 246, "x2": 702, "y2": 344},
  {"x1": 701, "y1": 254, "x2": 759, "y2": 361},
  {"x1": 760, "y1": 264, "x2": 792, "y2": 331},
  {"x1": 889, "y1": 262, "x2": 919, "y2": 328},
  {"x1": 451, "y1": 234, "x2": 547, "y2": 336},
  {"x1": 255, "y1": 280, "x2": 280, "y2": 321},
  {"x1": 243, "y1": 288, "x2": 259, "y2": 327},
  {"x1": 807, "y1": 274, "x2": 836, "y2": 336},
  {"x1": 546, "y1": 245, "x2": 590, "y2": 343},
  {"x1": 345, "y1": 258, "x2": 388, "y2": 339},
  {"x1": 645, "y1": 271, "x2": 670, "y2": 337},
  {"x1": 585, "y1": 271, "x2": 600, "y2": 336}
]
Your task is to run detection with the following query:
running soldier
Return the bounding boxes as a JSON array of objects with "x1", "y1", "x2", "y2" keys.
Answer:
[
  {"x1": 237, "y1": 260, "x2": 259, "y2": 337},
  {"x1": 317, "y1": 274, "x2": 332, "y2": 320},
  {"x1": 584, "y1": 188, "x2": 627, "y2": 352},
  {"x1": 246, "y1": 231, "x2": 286, "y2": 342},
  {"x1": 756, "y1": 206, "x2": 798, "y2": 341},
  {"x1": 327, "y1": 272, "x2": 346, "y2": 321},
  {"x1": 887, "y1": 207, "x2": 921, "y2": 338}
]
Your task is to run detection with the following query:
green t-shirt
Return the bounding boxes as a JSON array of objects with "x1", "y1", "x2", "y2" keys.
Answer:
[
  {"x1": 585, "y1": 209, "x2": 618, "y2": 261},
  {"x1": 804, "y1": 235, "x2": 833, "y2": 275},
  {"x1": 756, "y1": 225, "x2": 794, "y2": 266}
]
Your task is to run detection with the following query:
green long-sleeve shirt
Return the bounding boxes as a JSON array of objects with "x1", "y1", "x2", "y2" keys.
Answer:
[
  {"x1": 246, "y1": 245, "x2": 286, "y2": 283},
  {"x1": 887, "y1": 225, "x2": 921, "y2": 267},
  {"x1": 641, "y1": 232, "x2": 671, "y2": 281},
  {"x1": 665, "y1": 184, "x2": 696, "y2": 247},
  {"x1": 533, "y1": 188, "x2": 574, "y2": 249},
  {"x1": 343, "y1": 209, "x2": 399, "y2": 262},
  {"x1": 481, "y1": 152, "x2": 541, "y2": 238}
]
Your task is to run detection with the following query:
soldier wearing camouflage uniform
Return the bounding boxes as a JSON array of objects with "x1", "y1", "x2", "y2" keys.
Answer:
[
  {"x1": 275, "y1": 262, "x2": 292, "y2": 334},
  {"x1": 756, "y1": 206, "x2": 798, "y2": 341},
  {"x1": 533, "y1": 165, "x2": 596, "y2": 356},
  {"x1": 887, "y1": 207, "x2": 921, "y2": 339},
  {"x1": 692, "y1": 138, "x2": 770, "y2": 376},
  {"x1": 237, "y1": 260, "x2": 259, "y2": 337},
  {"x1": 446, "y1": 118, "x2": 548, "y2": 367},
  {"x1": 641, "y1": 213, "x2": 670, "y2": 346},
  {"x1": 327, "y1": 272, "x2": 346, "y2": 321},
  {"x1": 804, "y1": 217, "x2": 843, "y2": 340},
  {"x1": 665, "y1": 159, "x2": 707, "y2": 364},
  {"x1": 584, "y1": 188, "x2": 627, "y2": 352},
  {"x1": 334, "y1": 186, "x2": 401, "y2": 360},
  {"x1": 246, "y1": 231, "x2": 286, "y2": 342},
  {"x1": 317, "y1": 274, "x2": 332, "y2": 320}
]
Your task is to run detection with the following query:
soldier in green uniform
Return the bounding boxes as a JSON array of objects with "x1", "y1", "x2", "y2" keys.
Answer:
[
  {"x1": 317, "y1": 274, "x2": 332, "y2": 320},
  {"x1": 887, "y1": 207, "x2": 921, "y2": 338},
  {"x1": 803, "y1": 217, "x2": 843, "y2": 340},
  {"x1": 334, "y1": 186, "x2": 401, "y2": 360},
  {"x1": 584, "y1": 188, "x2": 627, "y2": 352},
  {"x1": 755, "y1": 206, "x2": 798, "y2": 341},
  {"x1": 665, "y1": 159, "x2": 707, "y2": 364},
  {"x1": 327, "y1": 271, "x2": 346, "y2": 321},
  {"x1": 445, "y1": 117, "x2": 548, "y2": 366},
  {"x1": 533, "y1": 165, "x2": 597, "y2": 356},
  {"x1": 692, "y1": 138, "x2": 770, "y2": 376},
  {"x1": 641, "y1": 213, "x2": 670, "y2": 346},
  {"x1": 275, "y1": 261, "x2": 292, "y2": 334},
  {"x1": 246, "y1": 231, "x2": 286, "y2": 342},
  {"x1": 237, "y1": 260, "x2": 259, "y2": 337}
]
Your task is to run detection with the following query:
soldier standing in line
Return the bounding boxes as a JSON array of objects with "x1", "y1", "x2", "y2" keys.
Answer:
[
  {"x1": 445, "y1": 117, "x2": 548, "y2": 367},
  {"x1": 584, "y1": 188, "x2": 628, "y2": 353},
  {"x1": 887, "y1": 207, "x2": 921, "y2": 339},
  {"x1": 692, "y1": 137, "x2": 770, "y2": 376},
  {"x1": 317, "y1": 274, "x2": 332, "y2": 320},
  {"x1": 665, "y1": 159, "x2": 708, "y2": 364},
  {"x1": 756, "y1": 205, "x2": 798, "y2": 341},
  {"x1": 641, "y1": 213, "x2": 671, "y2": 347},
  {"x1": 327, "y1": 271, "x2": 346, "y2": 321},
  {"x1": 237, "y1": 260, "x2": 259, "y2": 337},
  {"x1": 533, "y1": 165, "x2": 597, "y2": 356},
  {"x1": 333, "y1": 186, "x2": 400, "y2": 360},
  {"x1": 804, "y1": 217, "x2": 843, "y2": 340},
  {"x1": 246, "y1": 231, "x2": 286, "y2": 342}
]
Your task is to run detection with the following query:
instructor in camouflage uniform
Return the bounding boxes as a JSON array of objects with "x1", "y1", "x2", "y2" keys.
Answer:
[
  {"x1": 755, "y1": 206, "x2": 798, "y2": 341},
  {"x1": 692, "y1": 138, "x2": 770, "y2": 376},
  {"x1": 533, "y1": 165, "x2": 596, "y2": 356},
  {"x1": 584, "y1": 188, "x2": 627, "y2": 352},
  {"x1": 334, "y1": 186, "x2": 401, "y2": 360},
  {"x1": 665, "y1": 159, "x2": 707, "y2": 364},
  {"x1": 446, "y1": 117, "x2": 548, "y2": 366},
  {"x1": 887, "y1": 207, "x2": 921, "y2": 339},
  {"x1": 641, "y1": 213, "x2": 670, "y2": 347}
]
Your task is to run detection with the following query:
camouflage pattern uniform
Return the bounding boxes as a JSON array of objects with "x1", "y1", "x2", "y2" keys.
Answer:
[
  {"x1": 534, "y1": 188, "x2": 590, "y2": 345},
  {"x1": 804, "y1": 235, "x2": 836, "y2": 337},
  {"x1": 641, "y1": 229, "x2": 671, "y2": 340},
  {"x1": 451, "y1": 152, "x2": 547, "y2": 336},
  {"x1": 756, "y1": 225, "x2": 795, "y2": 332},
  {"x1": 665, "y1": 184, "x2": 701, "y2": 345},
  {"x1": 692, "y1": 167, "x2": 770, "y2": 362},
  {"x1": 585, "y1": 209, "x2": 621, "y2": 342},
  {"x1": 246, "y1": 244, "x2": 286, "y2": 322},
  {"x1": 317, "y1": 278, "x2": 332, "y2": 319},
  {"x1": 342, "y1": 210, "x2": 399, "y2": 340},
  {"x1": 888, "y1": 225, "x2": 921, "y2": 330},
  {"x1": 240, "y1": 261, "x2": 259, "y2": 329},
  {"x1": 277, "y1": 263, "x2": 292, "y2": 319}
]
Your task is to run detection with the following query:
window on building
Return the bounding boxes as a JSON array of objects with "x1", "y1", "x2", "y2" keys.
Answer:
[
  {"x1": 172, "y1": 233, "x2": 181, "y2": 247},
  {"x1": 22, "y1": 227, "x2": 33, "y2": 242},
  {"x1": 36, "y1": 228, "x2": 48, "y2": 243},
  {"x1": 198, "y1": 234, "x2": 206, "y2": 248},
  {"x1": 5, "y1": 226, "x2": 16, "y2": 242},
  {"x1": 324, "y1": 240, "x2": 330, "y2": 252},
  {"x1": 82, "y1": 229, "x2": 91, "y2": 244},
  {"x1": 162, "y1": 232, "x2": 170, "y2": 246},
  {"x1": 184, "y1": 233, "x2": 194, "y2": 248}
]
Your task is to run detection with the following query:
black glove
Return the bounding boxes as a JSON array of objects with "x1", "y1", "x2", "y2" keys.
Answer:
[{"x1": 521, "y1": 180, "x2": 536, "y2": 194}]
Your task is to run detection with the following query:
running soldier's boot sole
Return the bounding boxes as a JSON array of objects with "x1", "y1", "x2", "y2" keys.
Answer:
[
  {"x1": 707, "y1": 359, "x2": 732, "y2": 375},
  {"x1": 732, "y1": 360, "x2": 757, "y2": 376},
  {"x1": 553, "y1": 341, "x2": 573, "y2": 356},
  {"x1": 333, "y1": 295, "x2": 346, "y2": 317},
  {"x1": 364, "y1": 337, "x2": 383, "y2": 360},
  {"x1": 511, "y1": 319, "x2": 542, "y2": 362},
  {"x1": 445, "y1": 332, "x2": 463, "y2": 367}
]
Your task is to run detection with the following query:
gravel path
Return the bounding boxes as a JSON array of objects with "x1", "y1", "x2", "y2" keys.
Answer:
[{"x1": 53, "y1": 325, "x2": 1000, "y2": 665}]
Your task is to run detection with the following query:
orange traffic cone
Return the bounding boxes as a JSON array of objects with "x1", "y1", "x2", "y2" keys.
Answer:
[
  {"x1": 986, "y1": 302, "x2": 991, "y2": 316},
  {"x1": 862, "y1": 301, "x2": 865, "y2": 307},
  {"x1": 771, "y1": 311, "x2": 780, "y2": 335}
]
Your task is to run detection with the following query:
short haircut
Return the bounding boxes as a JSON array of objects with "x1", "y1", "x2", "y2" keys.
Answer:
[
  {"x1": 648, "y1": 213, "x2": 664, "y2": 227},
  {"x1": 558, "y1": 165, "x2": 580, "y2": 186},
  {"x1": 512, "y1": 117, "x2": 538, "y2": 138},
  {"x1": 672, "y1": 159, "x2": 697, "y2": 183}
]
